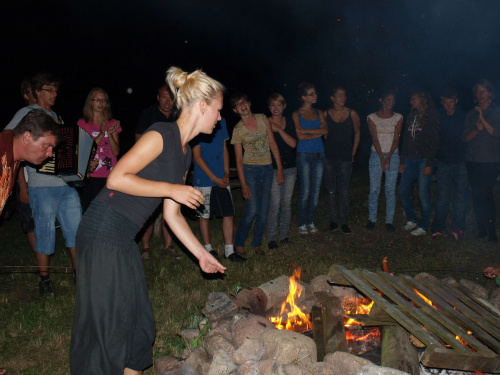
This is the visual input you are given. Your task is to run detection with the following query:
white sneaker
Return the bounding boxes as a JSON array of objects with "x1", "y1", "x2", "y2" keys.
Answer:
[
  {"x1": 299, "y1": 225, "x2": 309, "y2": 234},
  {"x1": 404, "y1": 221, "x2": 417, "y2": 231},
  {"x1": 308, "y1": 223, "x2": 319, "y2": 233},
  {"x1": 411, "y1": 227, "x2": 426, "y2": 236}
]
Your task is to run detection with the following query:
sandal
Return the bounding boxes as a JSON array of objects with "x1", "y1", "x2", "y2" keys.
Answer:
[
  {"x1": 141, "y1": 248, "x2": 150, "y2": 260},
  {"x1": 235, "y1": 246, "x2": 246, "y2": 255}
]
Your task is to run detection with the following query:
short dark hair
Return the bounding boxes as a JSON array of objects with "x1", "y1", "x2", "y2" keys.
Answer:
[
  {"x1": 31, "y1": 72, "x2": 61, "y2": 100},
  {"x1": 13, "y1": 109, "x2": 62, "y2": 142},
  {"x1": 298, "y1": 82, "x2": 315, "y2": 103},
  {"x1": 231, "y1": 92, "x2": 250, "y2": 108},
  {"x1": 440, "y1": 88, "x2": 458, "y2": 100},
  {"x1": 20, "y1": 76, "x2": 33, "y2": 104}
]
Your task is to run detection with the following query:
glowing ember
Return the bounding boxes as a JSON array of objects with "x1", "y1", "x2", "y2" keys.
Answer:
[
  {"x1": 269, "y1": 268, "x2": 312, "y2": 332},
  {"x1": 414, "y1": 289, "x2": 434, "y2": 308},
  {"x1": 343, "y1": 297, "x2": 374, "y2": 326}
]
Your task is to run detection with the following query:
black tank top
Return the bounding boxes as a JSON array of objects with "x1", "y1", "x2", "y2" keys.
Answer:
[
  {"x1": 96, "y1": 122, "x2": 192, "y2": 227},
  {"x1": 324, "y1": 110, "x2": 353, "y2": 161}
]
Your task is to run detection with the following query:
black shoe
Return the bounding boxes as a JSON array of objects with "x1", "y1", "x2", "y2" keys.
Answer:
[
  {"x1": 341, "y1": 224, "x2": 352, "y2": 234},
  {"x1": 329, "y1": 221, "x2": 338, "y2": 231},
  {"x1": 267, "y1": 241, "x2": 278, "y2": 250},
  {"x1": 226, "y1": 253, "x2": 247, "y2": 263},
  {"x1": 280, "y1": 238, "x2": 289, "y2": 245},
  {"x1": 39, "y1": 279, "x2": 56, "y2": 297},
  {"x1": 209, "y1": 250, "x2": 220, "y2": 260},
  {"x1": 365, "y1": 221, "x2": 375, "y2": 230},
  {"x1": 476, "y1": 230, "x2": 488, "y2": 239},
  {"x1": 488, "y1": 234, "x2": 498, "y2": 243},
  {"x1": 386, "y1": 223, "x2": 396, "y2": 232}
]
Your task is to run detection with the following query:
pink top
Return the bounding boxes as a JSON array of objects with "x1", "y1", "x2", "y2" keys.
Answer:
[{"x1": 77, "y1": 118, "x2": 122, "y2": 178}]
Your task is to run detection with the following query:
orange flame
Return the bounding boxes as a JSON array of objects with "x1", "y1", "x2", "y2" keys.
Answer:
[
  {"x1": 343, "y1": 297, "x2": 374, "y2": 326},
  {"x1": 414, "y1": 289, "x2": 434, "y2": 307},
  {"x1": 269, "y1": 268, "x2": 312, "y2": 332}
]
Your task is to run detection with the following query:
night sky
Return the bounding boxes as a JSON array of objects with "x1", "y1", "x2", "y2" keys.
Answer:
[{"x1": 2, "y1": 0, "x2": 500, "y2": 156}]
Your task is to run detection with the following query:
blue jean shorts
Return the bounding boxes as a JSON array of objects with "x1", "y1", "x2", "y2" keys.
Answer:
[{"x1": 29, "y1": 185, "x2": 82, "y2": 254}]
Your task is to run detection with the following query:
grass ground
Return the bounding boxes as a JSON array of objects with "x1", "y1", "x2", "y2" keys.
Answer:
[{"x1": 0, "y1": 167, "x2": 498, "y2": 374}]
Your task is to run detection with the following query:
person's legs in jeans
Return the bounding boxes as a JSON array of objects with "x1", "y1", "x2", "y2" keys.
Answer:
[
  {"x1": 296, "y1": 153, "x2": 311, "y2": 228},
  {"x1": 398, "y1": 159, "x2": 419, "y2": 224},
  {"x1": 466, "y1": 161, "x2": 487, "y2": 236},
  {"x1": 57, "y1": 185, "x2": 82, "y2": 269},
  {"x1": 252, "y1": 165, "x2": 273, "y2": 248},
  {"x1": 234, "y1": 165, "x2": 259, "y2": 247},
  {"x1": 368, "y1": 151, "x2": 383, "y2": 223},
  {"x1": 266, "y1": 169, "x2": 280, "y2": 243},
  {"x1": 279, "y1": 167, "x2": 297, "y2": 240},
  {"x1": 451, "y1": 162, "x2": 469, "y2": 233},
  {"x1": 417, "y1": 159, "x2": 433, "y2": 230},
  {"x1": 384, "y1": 152, "x2": 400, "y2": 224},
  {"x1": 481, "y1": 163, "x2": 499, "y2": 239},
  {"x1": 307, "y1": 153, "x2": 324, "y2": 225},
  {"x1": 337, "y1": 161, "x2": 353, "y2": 226},
  {"x1": 324, "y1": 158, "x2": 338, "y2": 224},
  {"x1": 432, "y1": 162, "x2": 452, "y2": 233}
]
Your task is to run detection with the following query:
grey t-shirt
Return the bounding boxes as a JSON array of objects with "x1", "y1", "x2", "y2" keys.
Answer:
[{"x1": 6, "y1": 104, "x2": 67, "y2": 187}]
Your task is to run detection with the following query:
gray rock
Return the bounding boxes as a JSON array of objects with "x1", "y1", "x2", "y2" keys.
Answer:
[
  {"x1": 460, "y1": 279, "x2": 488, "y2": 299},
  {"x1": 181, "y1": 363, "x2": 200, "y2": 375},
  {"x1": 277, "y1": 364, "x2": 311, "y2": 375},
  {"x1": 203, "y1": 292, "x2": 239, "y2": 322},
  {"x1": 324, "y1": 351, "x2": 374, "y2": 375},
  {"x1": 490, "y1": 288, "x2": 500, "y2": 309},
  {"x1": 207, "y1": 349, "x2": 237, "y2": 375},
  {"x1": 261, "y1": 328, "x2": 317, "y2": 365},
  {"x1": 206, "y1": 325, "x2": 233, "y2": 342},
  {"x1": 257, "y1": 359, "x2": 277, "y2": 375},
  {"x1": 309, "y1": 275, "x2": 331, "y2": 294},
  {"x1": 309, "y1": 362, "x2": 341, "y2": 375},
  {"x1": 232, "y1": 338, "x2": 266, "y2": 365},
  {"x1": 237, "y1": 360, "x2": 260, "y2": 375},
  {"x1": 330, "y1": 285, "x2": 358, "y2": 307},
  {"x1": 356, "y1": 364, "x2": 411, "y2": 374},
  {"x1": 155, "y1": 355, "x2": 183, "y2": 375},
  {"x1": 181, "y1": 329, "x2": 201, "y2": 343},
  {"x1": 204, "y1": 333, "x2": 236, "y2": 357},
  {"x1": 185, "y1": 347, "x2": 211, "y2": 375},
  {"x1": 232, "y1": 314, "x2": 275, "y2": 348}
]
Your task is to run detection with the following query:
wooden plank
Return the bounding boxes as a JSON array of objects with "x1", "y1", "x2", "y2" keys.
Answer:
[
  {"x1": 330, "y1": 265, "x2": 443, "y2": 349},
  {"x1": 381, "y1": 325, "x2": 420, "y2": 375},
  {"x1": 400, "y1": 275, "x2": 500, "y2": 354},
  {"x1": 418, "y1": 277, "x2": 500, "y2": 342},
  {"x1": 312, "y1": 306, "x2": 326, "y2": 361},
  {"x1": 457, "y1": 283, "x2": 500, "y2": 321},
  {"x1": 421, "y1": 347, "x2": 500, "y2": 373},
  {"x1": 356, "y1": 269, "x2": 469, "y2": 354},
  {"x1": 377, "y1": 272, "x2": 496, "y2": 357},
  {"x1": 327, "y1": 266, "x2": 354, "y2": 286},
  {"x1": 368, "y1": 301, "x2": 395, "y2": 322}
]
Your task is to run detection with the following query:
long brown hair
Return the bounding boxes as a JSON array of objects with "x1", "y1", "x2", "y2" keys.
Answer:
[
  {"x1": 410, "y1": 90, "x2": 435, "y2": 126},
  {"x1": 83, "y1": 87, "x2": 112, "y2": 123}
]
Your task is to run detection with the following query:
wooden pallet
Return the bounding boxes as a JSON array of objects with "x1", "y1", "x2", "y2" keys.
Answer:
[{"x1": 327, "y1": 265, "x2": 500, "y2": 373}]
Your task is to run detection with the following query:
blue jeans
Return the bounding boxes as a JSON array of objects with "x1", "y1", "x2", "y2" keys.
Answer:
[
  {"x1": 324, "y1": 159, "x2": 352, "y2": 225},
  {"x1": 267, "y1": 167, "x2": 297, "y2": 242},
  {"x1": 398, "y1": 159, "x2": 433, "y2": 230},
  {"x1": 296, "y1": 153, "x2": 324, "y2": 227},
  {"x1": 368, "y1": 151, "x2": 400, "y2": 223},
  {"x1": 234, "y1": 164, "x2": 273, "y2": 248},
  {"x1": 431, "y1": 161, "x2": 469, "y2": 233},
  {"x1": 29, "y1": 185, "x2": 82, "y2": 254}
]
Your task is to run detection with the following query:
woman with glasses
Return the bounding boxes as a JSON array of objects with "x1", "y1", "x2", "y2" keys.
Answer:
[
  {"x1": 77, "y1": 88, "x2": 121, "y2": 209},
  {"x1": 293, "y1": 83, "x2": 328, "y2": 234},
  {"x1": 323, "y1": 87, "x2": 361, "y2": 234},
  {"x1": 463, "y1": 79, "x2": 500, "y2": 242}
]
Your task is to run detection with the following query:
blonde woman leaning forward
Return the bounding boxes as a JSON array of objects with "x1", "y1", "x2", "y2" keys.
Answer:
[{"x1": 70, "y1": 67, "x2": 226, "y2": 375}]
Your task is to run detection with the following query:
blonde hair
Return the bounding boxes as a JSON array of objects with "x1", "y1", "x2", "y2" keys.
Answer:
[
  {"x1": 166, "y1": 66, "x2": 224, "y2": 111},
  {"x1": 83, "y1": 87, "x2": 112, "y2": 123},
  {"x1": 268, "y1": 93, "x2": 287, "y2": 106}
]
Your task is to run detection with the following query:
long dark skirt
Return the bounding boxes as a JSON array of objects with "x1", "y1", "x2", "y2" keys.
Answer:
[{"x1": 70, "y1": 202, "x2": 155, "y2": 374}]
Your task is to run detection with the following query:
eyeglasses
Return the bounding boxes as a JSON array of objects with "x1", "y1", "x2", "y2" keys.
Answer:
[
  {"x1": 305, "y1": 92, "x2": 318, "y2": 97},
  {"x1": 476, "y1": 90, "x2": 489, "y2": 95},
  {"x1": 92, "y1": 98, "x2": 108, "y2": 103},
  {"x1": 41, "y1": 88, "x2": 58, "y2": 94},
  {"x1": 234, "y1": 100, "x2": 248, "y2": 108}
]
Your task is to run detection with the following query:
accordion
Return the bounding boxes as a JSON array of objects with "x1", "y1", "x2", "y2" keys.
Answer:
[{"x1": 37, "y1": 125, "x2": 95, "y2": 184}]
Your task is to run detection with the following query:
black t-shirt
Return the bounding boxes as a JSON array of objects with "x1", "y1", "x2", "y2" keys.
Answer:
[
  {"x1": 271, "y1": 117, "x2": 297, "y2": 170},
  {"x1": 96, "y1": 122, "x2": 192, "y2": 226},
  {"x1": 324, "y1": 111, "x2": 354, "y2": 161},
  {"x1": 135, "y1": 106, "x2": 174, "y2": 135}
]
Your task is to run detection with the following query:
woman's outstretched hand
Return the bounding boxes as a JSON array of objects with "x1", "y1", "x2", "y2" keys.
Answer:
[{"x1": 199, "y1": 251, "x2": 226, "y2": 274}]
